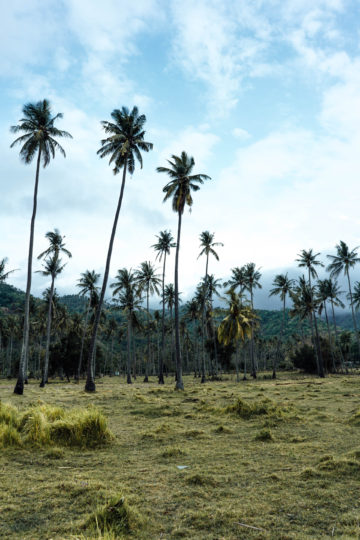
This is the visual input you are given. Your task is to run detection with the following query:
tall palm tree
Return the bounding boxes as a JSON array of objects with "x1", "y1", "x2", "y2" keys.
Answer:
[
  {"x1": 203, "y1": 274, "x2": 222, "y2": 376},
  {"x1": 11, "y1": 100, "x2": 72, "y2": 395},
  {"x1": 327, "y1": 241, "x2": 360, "y2": 357},
  {"x1": 243, "y1": 262, "x2": 262, "y2": 378},
  {"x1": 157, "y1": 151, "x2": 210, "y2": 389},
  {"x1": 0, "y1": 258, "x2": 17, "y2": 283},
  {"x1": 269, "y1": 273, "x2": 295, "y2": 378},
  {"x1": 76, "y1": 270, "x2": 100, "y2": 381},
  {"x1": 37, "y1": 230, "x2": 71, "y2": 387},
  {"x1": 135, "y1": 261, "x2": 161, "y2": 382},
  {"x1": 218, "y1": 290, "x2": 255, "y2": 381},
  {"x1": 197, "y1": 231, "x2": 223, "y2": 383},
  {"x1": 296, "y1": 249, "x2": 324, "y2": 375},
  {"x1": 85, "y1": 106, "x2": 153, "y2": 392},
  {"x1": 317, "y1": 279, "x2": 337, "y2": 372},
  {"x1": 152, "y1": 230, "x2": 176, "y2": 384}
]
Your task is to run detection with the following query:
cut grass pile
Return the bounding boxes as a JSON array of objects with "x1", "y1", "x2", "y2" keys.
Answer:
[
  {"x1": 0, "y1": 401, "x2": 113, "y2": 448},
  {"x1": 0, "y1": 373, "x2": 360, "y2": 539}
]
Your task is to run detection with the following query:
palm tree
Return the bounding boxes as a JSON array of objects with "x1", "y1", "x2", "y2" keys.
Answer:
[
  {"x1": 327, "y1": 241, "x2": 360, "y2": 358},
  {"x1": 243, "y1": 262, "x2": 262, "y2": 378},
  {"x1": 112, "y1": 272, "x2": 142, "y2": 384},
  {"x1": 184, "y1": 297, "x2": 201, "y2": 376},
  {"x1": 11, "y1": 100, "x2": 72, "y2": 395},
  {"x1": 223, "y1": 266, "x2": 247, "y2": 294},
  {"x1": 269, "y1": 273, "x2": 295, "y2": 378},
  {"x1": 317, "y1": 279, "x2": 338, "y2": 372},
  {"x1": 85, "y1": 106, "x2": 153, "y2": 392},
  {"x1": 197, "y1": 231, "x2": 223, "y2": 383},
  {"x1": 203, "y1": 274, "x2": 222, "y2": 376},
  {"x1": 290, "y1": 276, "x2": 325, "y2": 377},
  {"x1": 218, "y1": 290, "x2": 255, "y2": 381},
  {"x1": 37, "y1": 230, "x2": 71, "y2": 387},
  {"x1": 157, "y1": 152, "x2": 211, "y2": 389},
  {"x1": 152, "y1": 230, "x2": 176, "y2": 384},
  {"x1": 296, "y1": 249, "x2": 324, "y2": 375},
  {"x1": 135, "y1": 261, "x2": 161, "y2": 382},
  {"x1": 0, "y1": 258, "x2": 17, "y2": 283},
  {"x1": 76, "y1": 270, "x2": 100, "y2": 381},
  {"x1": 325, "y1": 278, "x2": 345, "y2": 370}
]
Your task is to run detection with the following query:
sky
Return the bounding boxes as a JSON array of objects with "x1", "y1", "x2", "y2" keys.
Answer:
[{"x1": 1, "y1": 0, "x2": 360, "y2": 309}]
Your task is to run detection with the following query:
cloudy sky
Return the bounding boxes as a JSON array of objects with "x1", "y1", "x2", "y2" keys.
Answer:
[{"x1": 2, "y1": 0, "x2": 360, "y2": 309}]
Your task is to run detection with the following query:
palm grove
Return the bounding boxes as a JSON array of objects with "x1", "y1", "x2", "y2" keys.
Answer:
[{"x1": 2, "y1": 100, "x2": 360, "y2": 395}]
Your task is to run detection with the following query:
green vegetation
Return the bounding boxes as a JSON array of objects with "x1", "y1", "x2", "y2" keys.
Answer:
[
  {"x1": 0, "y1": 402, "x2": 113, "y2": 448},
  {"x1": 1, "y1": 374, "x2": 360, "y2": 539}
]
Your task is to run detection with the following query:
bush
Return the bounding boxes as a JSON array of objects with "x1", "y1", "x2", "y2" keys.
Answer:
[{"x1": 84, "y1": 494, "x2": 138, "y2": 536}]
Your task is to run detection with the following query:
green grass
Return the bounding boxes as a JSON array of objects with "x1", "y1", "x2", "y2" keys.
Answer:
[{"x1": 0, "y1": 373, "x2": 359, "y2": 538}]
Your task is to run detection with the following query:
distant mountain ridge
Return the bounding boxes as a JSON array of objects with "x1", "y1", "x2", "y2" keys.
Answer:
[{"x1": 1, "y1": 282, "x2": 358, "y2": 338}]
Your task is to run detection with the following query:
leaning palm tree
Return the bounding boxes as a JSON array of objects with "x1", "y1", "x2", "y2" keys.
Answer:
[
  {"x1": 243, "y1": 262, "x2": 262, "y2": 378},
  {"x1": 85, "y1": 106, "x2": 153, "y2": 392},
  {"x1": 197, "y1": 231, "x2": 223, "y2": 383},
  {"x1": 76, "y1": 270, "x2": 100, "y2": 381},
  {"x1": 37, "y1": 230, "x2": 71, "y2": 387},
  {"x1": 152, "y1": 230, "x2": 176, "y2": 384},
  {"x1": 135, "y1": 261, "x2": 161, "y2": 382},
  {"x1": 0, "y1": 258, "x2": 17, "y2": 283},
  {"x1": 269, "y1": 273, "x2": 295, "y2": 378},
  {"x1": 157, "y1": 151, "x2": 211, "y2": 389},
  {"x1": 11, "y1": 100, "x2": 72, "y2": 395},
  {"x1": 327, "y1": 241, "x2": 360, "y2": 358}
]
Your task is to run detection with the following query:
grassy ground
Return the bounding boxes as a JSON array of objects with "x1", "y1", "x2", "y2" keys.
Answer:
[{"x1": 0, "y1": 373, "x2": 360, "y2": 539}]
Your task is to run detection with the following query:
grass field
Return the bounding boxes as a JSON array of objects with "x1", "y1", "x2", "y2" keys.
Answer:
[{"x1": 0, "y1": 373, "x2": 360, "y2": 539}]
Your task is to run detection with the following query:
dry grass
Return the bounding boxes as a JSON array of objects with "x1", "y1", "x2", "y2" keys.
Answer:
[{"x1": 0, "y1": 372, "x2": 359, "y2": 538}]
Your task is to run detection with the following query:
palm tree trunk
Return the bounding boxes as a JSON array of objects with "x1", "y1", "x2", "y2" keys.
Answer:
[
  {"x1": 76, "y1": 300, "x2": 90, "y2": 381},
  {"x1": 40, "y1": 276, "x2": 55, "y2": 387},
  {"x1": 127, "y1": 316, "x2": 132, "y2": 384},
  {"x1": 201, "y1": 255, "x2": 209, "y2": 384},
  {"x1": 174, "y1": 211, "x2": 184, "y2": 389},
  {"x1": 159, "y1": 253, "x2": 167, "y2": 384},
  {"x1": 85, "y1": 160, "x2": 127, "y2": 392},
  {"x1": 331, "y1": 300, "x2": 346, "y2": 373},
  {"x1": 144, "y1": 287, "x2": 150, "y2": 382},
  {"x1": 235, "y1": 341, "x2": 240, "y2": 382},
  {"x1": 14, "y1": 148, "x2": 42, "y2": 395},
  {"x1": 324, "y1": 302, "x2": 336, "y2": 372},
  {"x1": 250, "y1": 290, "x2": 256, "y2": 378},
  {"x1": 346, "y1": 269, "x2": 360, "y2": 358},
  {"x1": 313, "y1": 312, "x2": 325, "y2": 377}
]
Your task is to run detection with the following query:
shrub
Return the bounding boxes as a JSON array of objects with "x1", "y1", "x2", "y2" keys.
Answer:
[{"x1": 84, "y1": 494, "x2": 137, "y2": 536}]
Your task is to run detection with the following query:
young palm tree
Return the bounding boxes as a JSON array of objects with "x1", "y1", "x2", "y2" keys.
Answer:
[
  {"x1": 269, "y1": 273, "x2": 295, "y2": 378},
  {"x1": 0, "y1": 258, "x2": 17, "y2": 283},
  {"x1": 152, "y1": 230, "x2": 176, "y2": 384},
  {"x1": 218, "y1": 290, "x2": 255, "y2": 381},
  {"x1": 223, "y1": 266, "x2": 247, "y2": 295},
  {"x1": 157, "y1": 152, "x2": 210, "y2": 389},
  {"x1": 296, "y1": 249, "x2": 324, "y2": 375},
  {"x1": 85, "y1": 106, "x2": 153, "y2": 392},
  {"x1": 76, "y1": 270, "x2": 100, "y2": 381},
  {"x1": 197, "y1": 231, "x2": 223, "y2": 383},
  {"x1": 243, "y1": 262, "x2": 262, "y2": 378},
  {"x1": 11, "y1": 100, "x2": 72, "y2": 395},
  {"x1": 327, "y1": 241, "x2": 360, "y2": 358},
  {"x1": 290, "y1": 276, "x2": 325, "y2": 377},
  {"x1": 37, "y1": 256, "x2": 66, "y2": 386},
  {"x1": 135, "y1": 261, "x2": 161, "y2": 382},
  {"x1": 37, "y1": 230, "x2": 71, "y2": 387},
  {"x1": 112, "y1": 271, "x2": 142, "y2": 384}
]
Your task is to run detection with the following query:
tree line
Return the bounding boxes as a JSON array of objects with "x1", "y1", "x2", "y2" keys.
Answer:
[{"x1": 3, "y1": 100, "x2": 360, "y2": 394}]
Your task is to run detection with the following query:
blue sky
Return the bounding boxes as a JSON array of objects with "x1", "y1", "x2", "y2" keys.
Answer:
[{"x1": 2, "y1": 0, "x2": 360, "y2": 309}]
